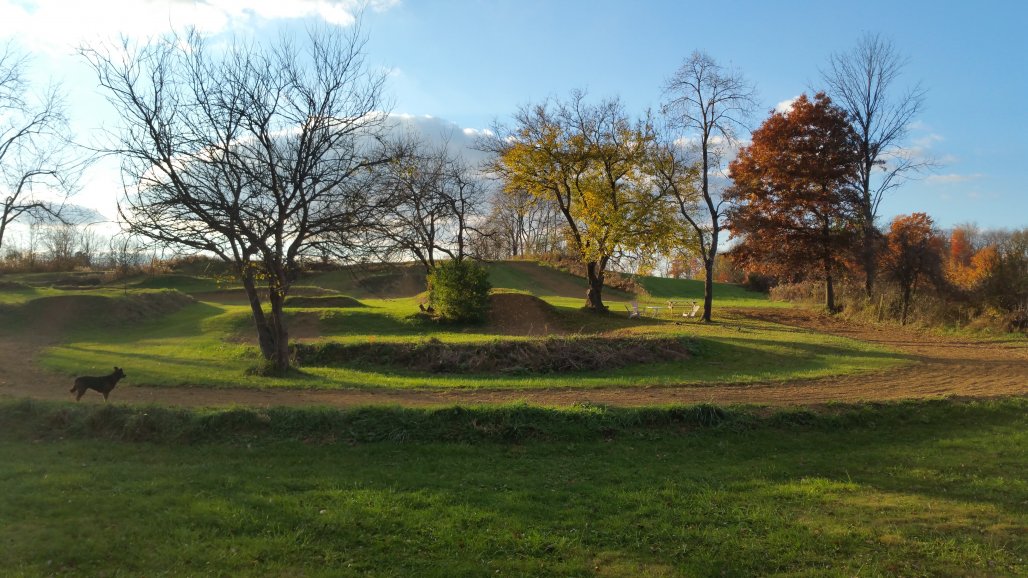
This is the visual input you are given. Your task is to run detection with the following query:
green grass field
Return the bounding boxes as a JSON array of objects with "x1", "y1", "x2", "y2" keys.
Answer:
[
  {"x1": 1, "y1": 398, "x2": 1024, "y2": 576},
  {"x1": 33, "y1": 295, "x2": 906, "y2": 390}
]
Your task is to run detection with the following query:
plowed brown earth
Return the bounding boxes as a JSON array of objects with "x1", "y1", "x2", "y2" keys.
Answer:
[{"x1": 1, "y1": 308, "x2": 1024, "y2": 408}]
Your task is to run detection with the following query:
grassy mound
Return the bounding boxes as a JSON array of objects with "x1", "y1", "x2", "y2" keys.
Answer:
[
  {"x1": 132, "y1": 274, "x2": 218, "y2": 293},
  {"x1": 191, "y1": 285, "x2": 340, "y2": 304},
  {"x1": 0, "y1": 280, "x2": 30, "y2": 290},
  {"x1": 51, "y1": 275, "x2": 103, "y2": 288},
  {"x1": 302, "y1": 263, "x2": 427, "y2": 298},
  {"x1": 284, "y1": 295, "x2": 365, "y2": 308},
  {"x1": 0, "y1": 290, "x2": 195, "y2": 334},
  {"x1": 293, "y1": 336, "x2": 693, "y2": 374}
]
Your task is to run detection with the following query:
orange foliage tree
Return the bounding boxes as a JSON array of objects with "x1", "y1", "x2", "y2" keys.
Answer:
[
  {"x1": 725, "y1": 93, "x2": 859, "y2": 311},
  {"x1": 883, "y1": 213, "x2": 944, "y2": 324},
  {"x1": 945, "y1": 226, "x2": 997, "y2": 291}
]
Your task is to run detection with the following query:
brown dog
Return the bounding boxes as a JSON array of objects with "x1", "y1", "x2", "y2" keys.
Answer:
[{"x1": 71, "y1": 367, "x2": 126, "y2": 402}]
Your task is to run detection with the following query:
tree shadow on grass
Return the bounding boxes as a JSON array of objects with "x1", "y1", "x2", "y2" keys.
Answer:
[
  {"x1": 50, "y1": 343, "x2": 247, "y2": 372},
  {"x1": 50, "y1": 343, "x2": 325, "y2": 385},
  {"x1": 701, "y1": 334, "x2": 916, "y2": 363},
  {"x1": 78, "y1": 405, "x2": 1017, "y2": 575}
]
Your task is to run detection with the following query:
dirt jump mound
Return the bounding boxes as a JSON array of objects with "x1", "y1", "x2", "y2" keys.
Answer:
[{"x1": 486, "y1": 292, "x2": 564, "y2": 336}]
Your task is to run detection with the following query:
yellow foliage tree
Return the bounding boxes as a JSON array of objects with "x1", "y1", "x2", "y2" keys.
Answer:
[{"x1": 487, "y1": 92, "x2": 677, "y2": 310}]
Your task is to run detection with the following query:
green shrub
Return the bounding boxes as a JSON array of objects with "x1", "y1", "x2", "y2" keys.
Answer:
[{"x1": 428, "y1": 259, "x2": 492, "y2": 322}]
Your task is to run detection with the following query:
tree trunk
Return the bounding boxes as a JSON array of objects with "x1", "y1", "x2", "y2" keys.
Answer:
[
  {"x1": 702, "y1": 258, "x2": 714, "y2": 323},
  {"x1": 240, "y1": 269, "x2": 277, "y2": 361},
  {"x1": 901, "y1": 286, "x2": 911, "y2": 325},
  {"x1": 825, "y1": 273, "x2": 836, "y2": 313},
  {"x1": 585, "y1": 260, "x2": 608, "y2": 311},
  {"x1": 267, "y1": 285, "x2": 290, "y2": 371},
  {"x1": 701, "y1": 227, "x2": 719, "y2": 322},
  {"x1": 0, "y1": 217, "x2": 7, "y2": 253},
  {"x1": 862, "y1": 220, "x2": 877, "y2": 297},
  {"x1": 822, "y1": 219, "x2": 837, "y2": 313}
]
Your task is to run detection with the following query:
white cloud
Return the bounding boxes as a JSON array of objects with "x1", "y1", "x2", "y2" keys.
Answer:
[
  {"x1": 462, "y1": 127, "x2": 494, "y2": 138},
  {"x1": 887, "y1": 126, "x2": 944, "y2": 171},
  {"x1": 911, "y1": 133, "x2": 944, "y2": 150},
  {"x1": 385, "y1": 113, "x2": 492, "y2": 164},
  {"x1": 0, "y1": 0, "x2": 394, "y2": 53},
  {"x1": 926, "y1": 173, "x2": 984, "y2": 185},
  {"x1": 775, "y1": 96, "x2": 799, "y2": 114}
]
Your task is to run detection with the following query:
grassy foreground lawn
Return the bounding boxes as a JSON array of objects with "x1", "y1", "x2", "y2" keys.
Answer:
[
  {"x1": 38, "y1": 299, "x2": 908, "y2": 390},
  {"x1": 0, "y1": 398, "x2": 1024, "y2": 576}
]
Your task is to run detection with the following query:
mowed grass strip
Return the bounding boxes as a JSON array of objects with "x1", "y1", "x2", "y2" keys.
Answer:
[
  {"x1": 0, "y1": 398, "x2": 1024, "y2": 576},
  {"x1": 37, "y1": 299, "x2": 909, "y2": 390}
]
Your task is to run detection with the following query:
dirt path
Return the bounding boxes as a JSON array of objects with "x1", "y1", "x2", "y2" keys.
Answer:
[{"x1": 1, "y1": 309, "x2": 1024, "y2": 408}]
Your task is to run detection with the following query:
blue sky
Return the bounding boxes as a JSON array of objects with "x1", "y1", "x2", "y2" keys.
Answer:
[{"x1": 2, "y1": 0, "x2": 1025, "y2": 231}]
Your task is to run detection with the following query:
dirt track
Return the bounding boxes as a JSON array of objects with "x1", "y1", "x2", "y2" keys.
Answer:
[{"x1": 1, "y1": 309, "x2": 1024, "y2": 408}]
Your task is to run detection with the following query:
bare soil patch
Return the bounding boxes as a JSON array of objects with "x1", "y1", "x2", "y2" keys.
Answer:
[{"x1": 1, "y1": 308, "x2": 1024, "y2": 408}]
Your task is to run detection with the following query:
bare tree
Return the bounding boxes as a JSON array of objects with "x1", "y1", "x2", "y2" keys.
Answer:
[
  {"x1": 42, "y1": 223, "x2": 78, "y2": 265},
  {"x1": 106, "y1": 234, "x2": 144, "y2": 278},
  {"x1": 476, "y1": 187, "x2": 564, "y2": 259},
  {"x1": 822, "y1": 33, "x2": 929, "y2": 296},
  {"x1": 82, "y1": 26, "x2": 388, "y2": 371},
  {"x1": 661, "y1": 51, "x2": 757, "y2": 322},
  {"x1": 0, "y1": 42, "x2": 79, "y2": 251},
  {"x1": 367, "y1": 131, "x2": 484, "y2": 272},
  {"x1": 75, "y1": 225, "x2": 102, "y2": 268}
]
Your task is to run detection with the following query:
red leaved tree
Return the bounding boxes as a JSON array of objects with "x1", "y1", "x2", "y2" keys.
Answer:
[{"x1": 725, "y1": 93, "x2": 859, "y2": 311}]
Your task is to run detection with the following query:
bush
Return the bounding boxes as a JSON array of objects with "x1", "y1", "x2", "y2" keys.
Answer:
[
  {"x1": 743, "y1": 272, "x2": 775, "y2": 293},
  {"x1": 428, "y1": 259, "x2": 492, "y2": 322}
]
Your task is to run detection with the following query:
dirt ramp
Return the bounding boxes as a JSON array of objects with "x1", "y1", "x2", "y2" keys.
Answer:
[{"x1": 486, "y1": 293, "x2": 564, "y2": 336}]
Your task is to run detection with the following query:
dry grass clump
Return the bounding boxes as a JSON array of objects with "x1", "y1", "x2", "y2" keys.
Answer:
[{"x1": 294, "y1": 336, "x2": 693, "y2": 374}]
